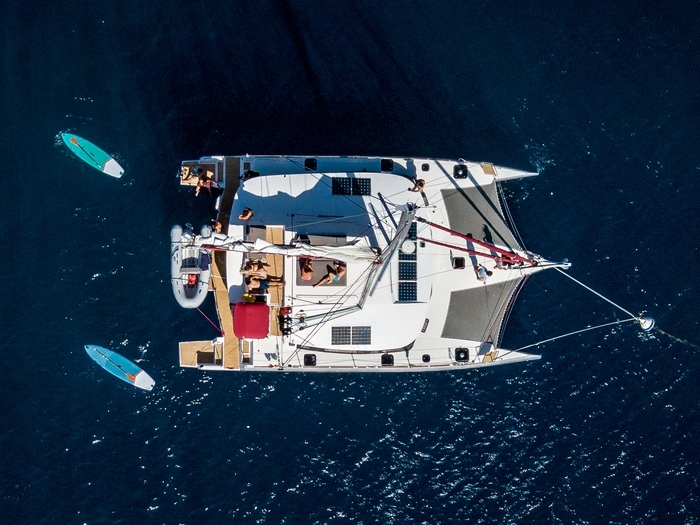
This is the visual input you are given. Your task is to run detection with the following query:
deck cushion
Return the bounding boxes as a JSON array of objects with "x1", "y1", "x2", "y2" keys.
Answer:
[{"x1": 232, "y1": 302, "x2": 270, "y2": 339}]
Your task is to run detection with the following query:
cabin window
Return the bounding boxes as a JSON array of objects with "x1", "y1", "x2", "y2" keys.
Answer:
[
  {"x1": 331, "y1": 178, "x2": 371, "y2": 196},
  {"x1": 331, "y1": 326, "x2": 371, "y2": 345}
]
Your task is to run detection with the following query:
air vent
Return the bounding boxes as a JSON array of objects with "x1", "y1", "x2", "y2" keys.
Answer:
[
  {"x1": 454, "y1": 165, "x2": 468, "y2": 179},
  {"x1": 455, "y1": 348, "x2": 470, "y2": 362}
]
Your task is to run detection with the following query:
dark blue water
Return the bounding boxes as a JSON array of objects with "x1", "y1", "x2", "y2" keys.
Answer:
[{"x1": 2, "y1": 1, "x2": 700, "y2": 523}]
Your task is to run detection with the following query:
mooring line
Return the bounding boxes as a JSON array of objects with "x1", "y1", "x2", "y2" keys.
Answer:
[
  {"x1": 554, "y1": 267, "x2": 638, "y2": 319},
  {"x1": 653, "y1": 327, "x2": 700, "y2": 350},
  {"x1": 512, "y1": 318, "x2": 638, "y2": 353}
]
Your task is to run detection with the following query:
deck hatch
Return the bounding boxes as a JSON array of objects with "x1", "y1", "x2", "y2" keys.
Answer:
[
  {"x1": 331, "y1": 177, "x2": 371, "y2": 196},
  {"x1": 331, "y1": 326, "x2": 371, "y2": 345}
]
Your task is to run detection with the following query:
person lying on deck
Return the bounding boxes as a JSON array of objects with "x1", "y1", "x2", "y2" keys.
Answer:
[
  {"x1": 313, "y1": 262, "x2": 346, "y2": 287},
  {"x1": 300, "y1": 258, "x2": 314, "y2": 281}
]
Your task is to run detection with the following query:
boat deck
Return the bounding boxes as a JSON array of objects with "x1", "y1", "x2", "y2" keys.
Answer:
[{"x1": 179, "y1": 158, "x2": 244, "y2": 370}]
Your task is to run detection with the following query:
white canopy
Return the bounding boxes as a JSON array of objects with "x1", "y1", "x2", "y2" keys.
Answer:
[{"x1": 195, "y1": 234, "x2": 378, "y2": 262}]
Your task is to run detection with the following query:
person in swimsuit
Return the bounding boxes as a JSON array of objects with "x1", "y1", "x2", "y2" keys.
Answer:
[
  {"x1": 194, "y1": 169, "x2": 219, "y2": 196},
  {"x1": 300, "y1": 258, "x2": 314, "y2": 281},
  {"x1": 313, "y1": 262, "x2": 347, "y2": 287}
]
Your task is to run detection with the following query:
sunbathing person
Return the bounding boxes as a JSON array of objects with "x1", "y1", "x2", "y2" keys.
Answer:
[
  {"x1": 312, "y1": 262, "x2": 346, "y2": 287},
  {"x1": 299, "y1": 257, "x2": 314, "y2": 281}
]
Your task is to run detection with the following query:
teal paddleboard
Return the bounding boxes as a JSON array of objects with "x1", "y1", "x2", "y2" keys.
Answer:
[
  {"x1": 84, "y1": 345, "x2": 155, "y2": 390},
  {"x1": 61, "y1": 133, "x2": 124, "y2": 178}
]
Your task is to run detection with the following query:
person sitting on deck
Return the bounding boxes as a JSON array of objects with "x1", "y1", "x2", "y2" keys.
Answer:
[
  {"x1": 494, "y1": 256, "x2": 524, "y2": 270},
  {"x1": 312, "y1": 262, "x2": 346, "y2": 287},
  {"x1": 246, "y1": 276, "x2": 284, "y2": 290},
  {"x1": 408, "y1": 178, "x2": 425, "y2": 192},
  {"x1": 194, "y1": 169, "x2": 219, "y2": 196},
  {"x1": 238, "y1": 207, "x2": 254, "y2": 221},
  {"x1": 300, "y1": 257, "x2": 314, "y2": 281}
]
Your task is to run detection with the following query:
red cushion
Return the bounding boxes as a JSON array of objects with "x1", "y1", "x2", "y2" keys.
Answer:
[{"x1": 232, "y1": 302, "x2": 270, "y2": 339}]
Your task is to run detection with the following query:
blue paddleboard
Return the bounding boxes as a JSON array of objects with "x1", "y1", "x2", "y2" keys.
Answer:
[
  {"x1": 61, "y1": 133, "x2": 124, "y2": 178},
  {"x1": 84, "y1": 345, "x2": 155, "y2": 391}
]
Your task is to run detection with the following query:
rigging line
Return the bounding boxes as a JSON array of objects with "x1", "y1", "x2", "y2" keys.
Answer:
[
  {"x1": 508, "y1": 318, "x2": 638, "y2": 354},
  {"x1": 496, "y1": 182, "x2": 527, "y2": 252},
  {"x1": 197, "y1": 307, "x2": 224, "y2": 336},
  {"x1": 554, "y1": 267, "x2": 638, "y2": 319},
  {"x1": 287, "y1": 264, "x2": 378, "y2": 355},
  {"x1": 290, "y1": 212, "x2": 372, "y2": 228},
  {"x1": 499, "y1": 274, "x2": 531, "y2": 345}
]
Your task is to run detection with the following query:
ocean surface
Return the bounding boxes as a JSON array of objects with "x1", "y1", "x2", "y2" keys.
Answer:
[{"x1": 2, "y1": 1, "x2": 700, "y2": 523}]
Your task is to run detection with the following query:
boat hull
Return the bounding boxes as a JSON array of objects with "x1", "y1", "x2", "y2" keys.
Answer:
[
  {"x1": 84, "y1": 345, "x2": 155, "y2": 390},
  {"x1": 61, "y1": 133, "x2": 124, "y2": 178}
]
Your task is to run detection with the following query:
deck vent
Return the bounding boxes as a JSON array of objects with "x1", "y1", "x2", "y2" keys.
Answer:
[
  {"x1": 421, "y1": 163, "x2": 430, "y2": 171},
  {"x1": 453, "y1": 165, "x2": 469, "y2": 179},
  {"x1": 381, "y1": 158, "x2": 394, "y2": 172},
  {"x1": 381, "y1": 353, "x2": 394, "y2": 366},
  {"x1": 422, "y1": 354, "x2": 431, "y2": 363},
  {"x1": 455, "y1": 348, "x2": 470, "y2": 362},
  {"x1": 304, "y1": 158, "x2": 317, "y2": 171},
  {"x1": 303, "y1": 354, "x2": 317, "y2": 366}
]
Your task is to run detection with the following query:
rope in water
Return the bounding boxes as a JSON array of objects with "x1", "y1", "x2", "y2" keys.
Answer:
[
  {"x1": 653, "y1": 327, "x2": 700, "y2": 349},
  {"x1": 513, "y1": 318, "x2": 638, "y2": 352},
  {"x1": 197, "y1": 307, "x2": 224, "y2": 336},
  {"x1": 554, "y1": 267, "x2": 638, "y2": 319},
  {"x1": 529, "y1": 267, "x2": 700, "y2": 351}
]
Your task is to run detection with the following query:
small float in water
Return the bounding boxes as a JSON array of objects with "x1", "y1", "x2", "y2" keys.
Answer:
[
  {"x1": 84, "y1": 345, "x2": 155, "y2": 390},
  {"x1": 61, "y1": 133, "x2": 123, "y2": 178}
]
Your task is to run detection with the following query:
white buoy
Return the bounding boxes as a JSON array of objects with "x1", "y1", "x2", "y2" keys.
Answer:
[{"x1": 638, "y1": 316, "x2": 655, "y2": 331}]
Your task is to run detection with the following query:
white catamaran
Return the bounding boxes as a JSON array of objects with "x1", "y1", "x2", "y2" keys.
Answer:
[{"x1": 171, "y1": 155, "x2": 579, "y2": 372}]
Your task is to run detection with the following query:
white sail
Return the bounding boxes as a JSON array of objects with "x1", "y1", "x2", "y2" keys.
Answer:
[{"x1": 195, "y1": 234, "x2": 378, "y2": 261}]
